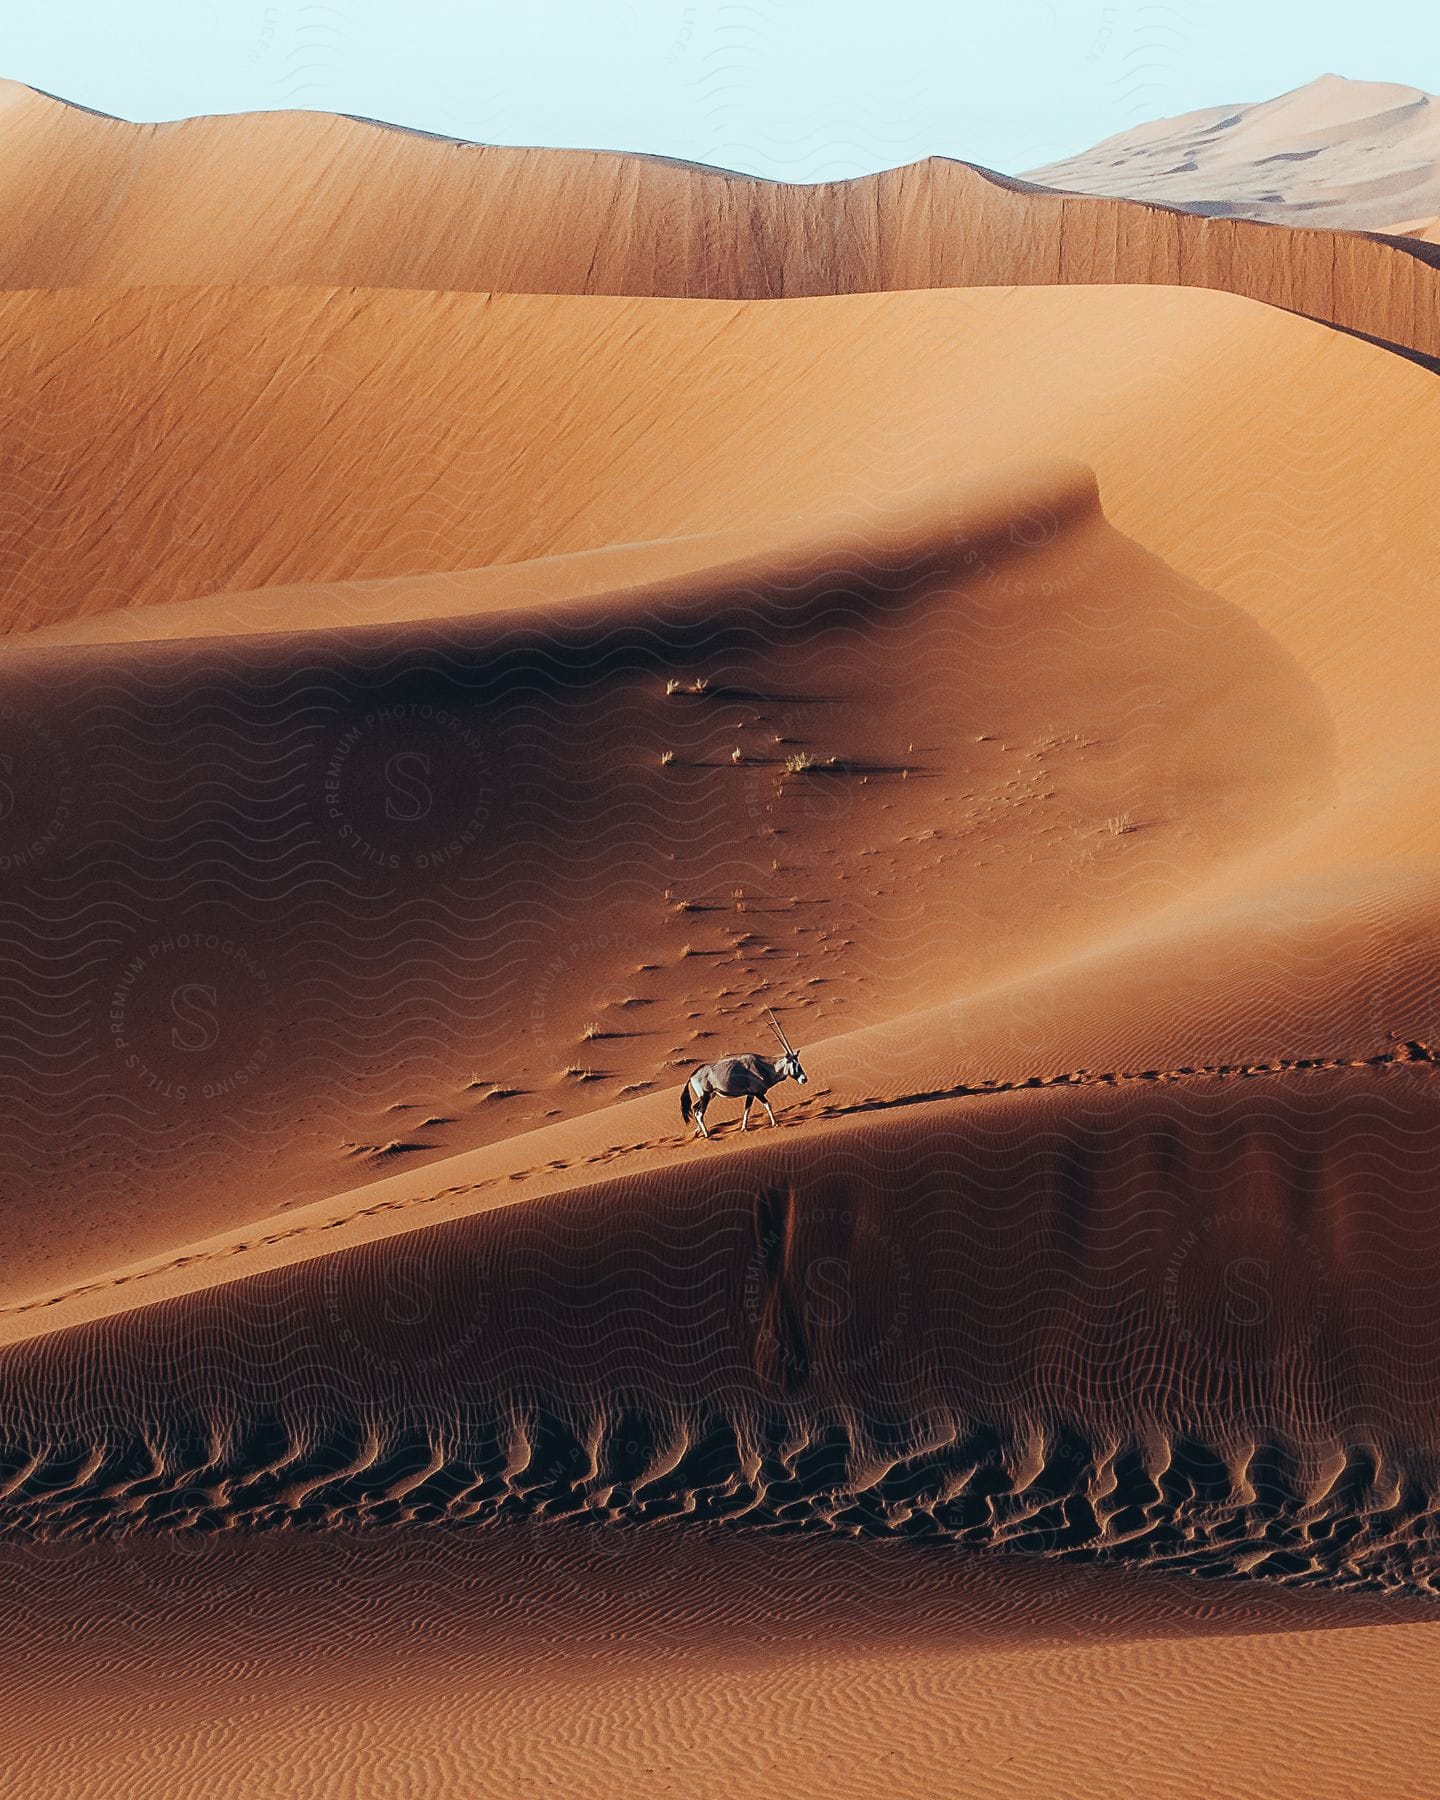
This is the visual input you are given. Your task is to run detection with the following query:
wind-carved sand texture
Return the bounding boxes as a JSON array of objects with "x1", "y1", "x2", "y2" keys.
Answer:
[
  {"x1": 2, "y1": 94, "x2": 1440, "y2": 1800},
  {"x1": 0, "y1": 78, "x2": 1439, "y2": 371}
]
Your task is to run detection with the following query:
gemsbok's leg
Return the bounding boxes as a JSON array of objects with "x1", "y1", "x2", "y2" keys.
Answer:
[
  {"x1": 692, "y1": 1084, "x2": 711, "y2": 1137},
  {"x1": 741, "y1": 1096, "x2": 753, "y2": 1131},
  {"x1": 761, "y1": 1097, "x2": 778, "y2": 1127}
]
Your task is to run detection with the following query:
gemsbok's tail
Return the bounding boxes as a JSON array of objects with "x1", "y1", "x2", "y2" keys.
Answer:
[{"x1": 680, "y1": 1082, "x2": 693, "y2": 1124}]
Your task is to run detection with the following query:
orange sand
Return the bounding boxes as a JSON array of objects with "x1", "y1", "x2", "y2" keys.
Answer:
[
  {"x1": 0, "y1": 78, "x2": 1436, "y2": 367},
  {"x1": 1, "y1": 94, "x2": 1439, "y2": 1800},
  {"x1": 0, "y1": 1525, "x2": 1435, "y2": 1799},
  {"x1": 3, "y1": 279, "x2": 1434, "y2": 1292},
  {"x1": 1384, "y1": 214, "x2": 1440, "y2": 243}
]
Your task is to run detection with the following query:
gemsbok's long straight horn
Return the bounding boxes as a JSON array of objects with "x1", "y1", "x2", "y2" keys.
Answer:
[{"x1": 765, "y1": 1007, "x2": 793, "y2": 1055}]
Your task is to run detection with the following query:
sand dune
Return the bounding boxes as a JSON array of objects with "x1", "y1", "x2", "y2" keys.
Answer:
[
  {"x1": 3, "y1": 1525, "x2": 1435, "y2": 1798},
  {"x1": 1028, "y1": 73, "x2": 1440, "y2": 231},
  {"x1": 0, "y1": 79, "x2": 1438, "y2": 368},
  {"x1": 5, "y1": 79, "x2": 1440, "y2": 1795},
  {"x1": 6, "y1": 1055, "x2": 1440, "y2": 1587},
  {"x1": 1, "y1": 278, "x2": 1430, "y2": 1298},
  {"x1": 4, "y1": 279, "x2": 1437, "y2": 642},
  {"x1": 1, "y1": 283, "x2": 1439, "y2": 1605},
  {"x1": 0, "y1": 457, "x2": 1328, "y2": 1299}
]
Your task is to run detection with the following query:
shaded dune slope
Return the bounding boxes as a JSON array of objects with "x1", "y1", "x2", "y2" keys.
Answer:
[
  {"x1": 0, "y1": 460, "x2": 1326, "y2": 1296},
  {"x1": 1, "y1": 278, "x2": 1406, "y2": 1292},
  {"x1": 3, "y1": 285, "x2": 1440, "y2": 1593},
  {"x1": 4, "y1": 1061, "x2": 1440, "y2": 1594},
  {"x1": 0, "y1": 80, "x2": 1437, "y2": 365}
]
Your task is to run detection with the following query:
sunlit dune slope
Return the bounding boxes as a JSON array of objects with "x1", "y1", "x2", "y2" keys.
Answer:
[
  {"x1": 3, "y1": 280, "x2": 1437, "y2": 638},
  {"x1": 0, "y1": 1525, "x2": 1436, "y2": 1799},
  {"x1": 0, "y1": 79, "x2": 1437, "y2": 362},
  {"x1": 1027, "y1": 74, "x2": 1440, "y2": 232},
  {"x1": 1384, "y1": 215, "x2": 1440, "y2": 244}
]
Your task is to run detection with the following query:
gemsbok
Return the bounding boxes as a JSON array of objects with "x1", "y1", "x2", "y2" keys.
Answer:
[{"x1": 680, "y1": 1009, "x2": 807, "y2": 1139}]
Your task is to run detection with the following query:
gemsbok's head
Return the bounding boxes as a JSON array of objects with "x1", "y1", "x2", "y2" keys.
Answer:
[{"x1": 766, "y1": 1008, "x2": 807, "y2": 1085}]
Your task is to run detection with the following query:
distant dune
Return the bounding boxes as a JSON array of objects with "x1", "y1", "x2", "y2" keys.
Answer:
[
  {"x1": 1028, "y1": 73, "x2": 1440, "y2": 232},
  {"x1": 0, "y1": 79, "x2": 1438, "y2": 369}
]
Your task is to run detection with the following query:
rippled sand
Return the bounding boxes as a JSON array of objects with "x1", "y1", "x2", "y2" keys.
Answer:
[{"x1": 2, "y1": 88, "x2": 1440, "y2": 1798}]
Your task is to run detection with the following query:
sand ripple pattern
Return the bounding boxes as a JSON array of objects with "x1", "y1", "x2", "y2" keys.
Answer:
[
  {"x1": 3, "y1": 1066, "x2": 1440, "y2": 1596},
  {"x1": 0, "y1": 87, "x2": 1435, "y2": 365}
]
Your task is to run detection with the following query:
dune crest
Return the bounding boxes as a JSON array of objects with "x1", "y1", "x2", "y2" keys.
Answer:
[
  {"x1": 0, "y1": 440, "x2": 1330, "y2": 1298},
  {"x1": 1028, "y1": 73, "x2": 1440, "y2": 231},
  {"x1": 0, "y1": 80, "x2": 1436, "y2": 366}
]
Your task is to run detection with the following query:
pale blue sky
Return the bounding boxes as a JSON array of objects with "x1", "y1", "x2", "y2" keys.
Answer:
[{"x1": 4, "y1": 0, "x2": 1436, "y2": 177}]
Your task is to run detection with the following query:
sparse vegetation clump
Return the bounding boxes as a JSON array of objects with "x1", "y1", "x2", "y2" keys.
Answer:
[
  {"x1": 666, "y1": 677, "x2": 709, "y2": 697},
  {"x1": 784, "y1": 751, "x2": 818, "y2": 774},
  {"x1": 468, "y1": 1079, "x2": 522, "y2": 1099},
  {"x1": 1104, "y1": 811, "x2": 1139, "y2": 836}
]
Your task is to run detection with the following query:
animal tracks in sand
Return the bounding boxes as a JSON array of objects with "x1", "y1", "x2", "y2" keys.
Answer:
[{"x1": 4, "y1": 1039, "x2": 1435, "y2": 1324}]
